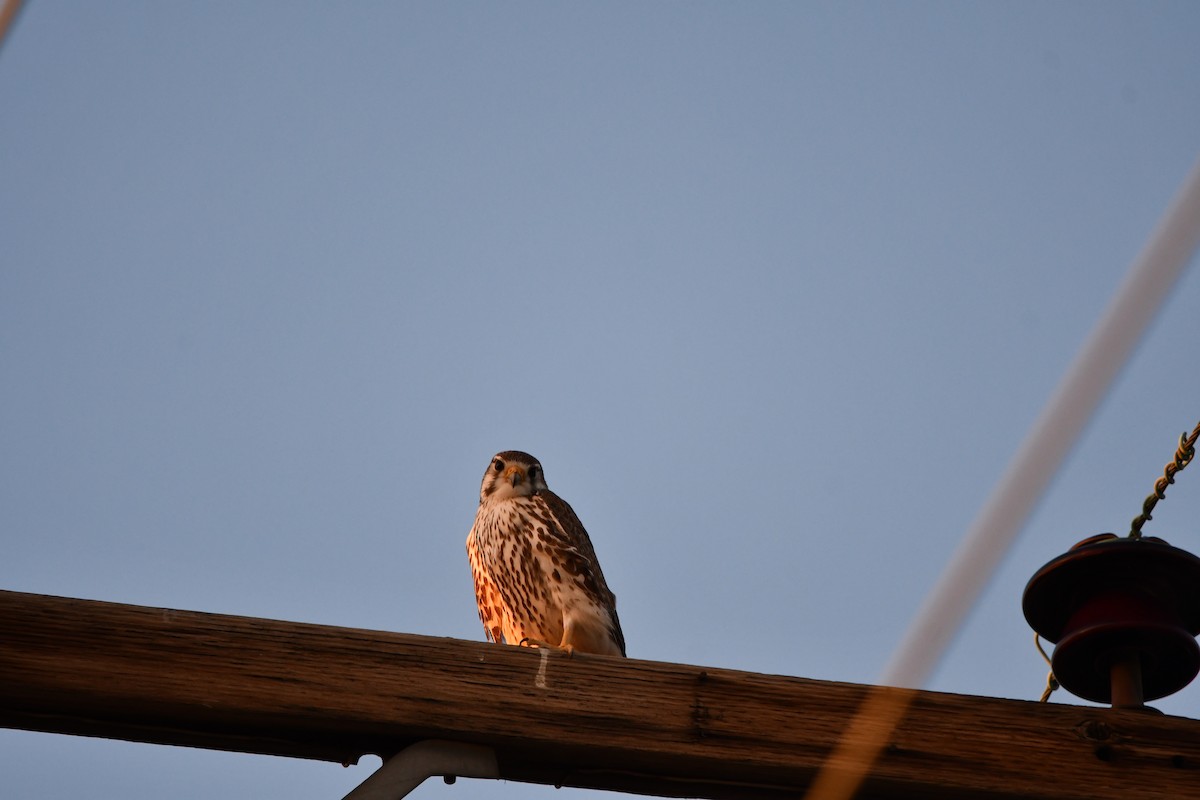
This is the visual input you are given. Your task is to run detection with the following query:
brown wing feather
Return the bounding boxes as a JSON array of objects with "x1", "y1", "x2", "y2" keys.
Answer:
[{"x1": 533, "y1": 489, "x2": 626, "y2": 656}]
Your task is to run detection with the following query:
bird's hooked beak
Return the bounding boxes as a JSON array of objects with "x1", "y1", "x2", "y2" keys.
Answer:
[{"x1": 503, "y1": 465, "x2": 526, "y2": 488}]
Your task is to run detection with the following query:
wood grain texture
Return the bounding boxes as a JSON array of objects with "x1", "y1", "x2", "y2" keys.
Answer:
[{"x1": 2, "y1": 589, "x2": 1198, "y2": 799}]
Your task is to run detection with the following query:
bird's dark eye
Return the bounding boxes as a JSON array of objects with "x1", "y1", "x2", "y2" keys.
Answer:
[
  {"x1": 493, "y1": 459, "x2": 505, "y2": 472},
  {"x1": 528, "y1": 465, "x2": 539, "y2": 477}
]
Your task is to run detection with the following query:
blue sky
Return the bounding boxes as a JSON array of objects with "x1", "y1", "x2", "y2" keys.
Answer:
[{"x1": 3, "y1": 3, "x2": 1200, "y2": 798}]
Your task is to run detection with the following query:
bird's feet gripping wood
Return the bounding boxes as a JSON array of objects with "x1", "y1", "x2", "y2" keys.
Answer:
[{"x1": 519, "y1": 637, "x2": 575, "y2": 657}]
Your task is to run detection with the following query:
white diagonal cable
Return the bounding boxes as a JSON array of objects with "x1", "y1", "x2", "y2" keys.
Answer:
[
  {"x1": 0, "y1": 0, "x2": 24, "y2": 53},
  {"x1": 806, "y1": 151, "x2": 1200, "y2": 800}
]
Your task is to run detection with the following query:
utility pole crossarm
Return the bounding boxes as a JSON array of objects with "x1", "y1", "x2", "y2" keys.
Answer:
[{"x1": 1, "y1": 589, "x2": 1197, "y2": 799}]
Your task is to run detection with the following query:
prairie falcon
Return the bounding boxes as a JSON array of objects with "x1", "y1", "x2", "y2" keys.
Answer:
[{"x1": 466, "y1": 450, "x2": 626, "y2": 656}]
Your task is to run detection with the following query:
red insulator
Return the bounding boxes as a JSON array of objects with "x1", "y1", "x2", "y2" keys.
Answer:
[{"x1": 1022, "y1": 535, "x2": 1200, "y2": 707}]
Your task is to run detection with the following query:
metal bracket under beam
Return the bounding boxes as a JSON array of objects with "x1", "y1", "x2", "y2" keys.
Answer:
[{"x1": 342, "y1": 740, "x2": 500, "y2": 800}]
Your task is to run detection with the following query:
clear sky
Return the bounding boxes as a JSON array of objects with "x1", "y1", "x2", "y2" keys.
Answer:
[{"x1": 3, "y1": 3, "x2": 1200, "y2": 798}]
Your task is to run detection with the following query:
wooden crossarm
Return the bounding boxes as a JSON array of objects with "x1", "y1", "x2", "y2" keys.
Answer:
[{"x1": 2, "y1": 589, "x2": 1198, "y2": 799}]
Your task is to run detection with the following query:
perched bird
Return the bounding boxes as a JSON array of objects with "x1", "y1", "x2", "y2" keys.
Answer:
[{"x1": 466, "y1": 450, "x2": 626, "y2": 657}]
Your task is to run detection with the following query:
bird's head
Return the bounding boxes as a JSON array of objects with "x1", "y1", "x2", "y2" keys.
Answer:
[{"x1": 479, "y1": 450, "x2": 548, "y2": 504}]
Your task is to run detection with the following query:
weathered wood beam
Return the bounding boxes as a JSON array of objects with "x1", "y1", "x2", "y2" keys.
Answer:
[{"x1": 1, "y1": 589, "x2": 1197, "y2": 799}]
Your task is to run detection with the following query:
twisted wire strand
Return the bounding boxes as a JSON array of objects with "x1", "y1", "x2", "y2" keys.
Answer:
[
  {"x1": 1129, "y1": 420, "x2": 1200, "y2": 539},
  {"x1": 1034, "y1": 633, "x2": 1059, "y2": 702}
]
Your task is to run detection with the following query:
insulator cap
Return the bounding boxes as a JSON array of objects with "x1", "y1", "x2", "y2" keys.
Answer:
[{"x1": 1022, "y1": 535, "x2": 1200, "y2": 705}]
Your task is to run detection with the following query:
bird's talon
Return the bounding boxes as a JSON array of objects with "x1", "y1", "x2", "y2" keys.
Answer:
[
  {"x1": 519, "y1": 637, "x2": 550, "y2": 649},
  {"x1": 518, "y1": 637, "x2": 573, "y2": 656}
]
